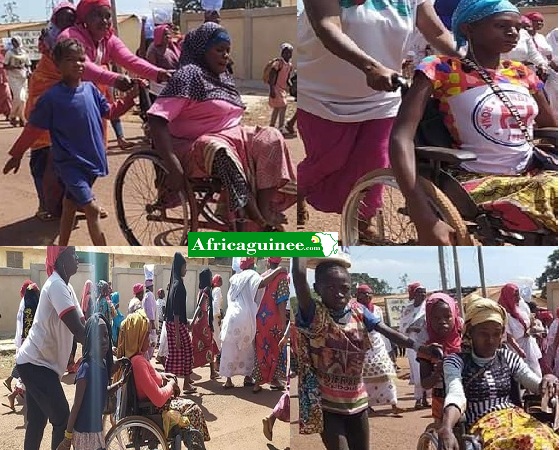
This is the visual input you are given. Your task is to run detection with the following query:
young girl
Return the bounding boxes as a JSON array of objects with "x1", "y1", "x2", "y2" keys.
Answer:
[
  {"x1": 57, "y1": 313, "x2": 124, "y2": 450},
  {"x1": 292, "y1": 257, "x2": 436, "y2": 449},
  {"x1": 418, "y1": 293, "x2": 462, "y2": 424}
]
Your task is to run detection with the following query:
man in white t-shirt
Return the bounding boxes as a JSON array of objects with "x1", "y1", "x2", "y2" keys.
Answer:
[{"x1": 16, "y1": 246, "x2": 85, "y2": 450}]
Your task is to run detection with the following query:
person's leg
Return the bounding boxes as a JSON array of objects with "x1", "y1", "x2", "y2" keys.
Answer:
[
  {"x1": 321, "y1": 411, "x2": 350, "y2": 450},
  {"x1": 111, "y1": 118, "x2": 134, "y2": 149},
  {"x1": 269, "y1": 107, "x2": 279, "y2": 128},
  {"x1": 278, "y1": 106, "x2": 287, "y2": 129},
  {"x1": 83, "y1": 200, "x2": 107, "y2": 245},
  {"x1": 58, "y1": 197, "x2": 78, "y2": 246},
  {"x1": 346, "y1": 410, "x2": 369, "y2": 450},
  {"x1": 17, "y1": 364, "x2": 69, "y2": 450},
  {"x1": 29, "y1": 147, "x2": 50, "y2": 214},
  {"x1": 285, "y1": 110, "x2": 297, "y2": 134}
]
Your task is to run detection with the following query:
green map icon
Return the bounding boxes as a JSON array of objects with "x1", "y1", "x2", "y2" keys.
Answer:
[{"x1": 313, "y1": 233, "x2": 338, "y2": 257}]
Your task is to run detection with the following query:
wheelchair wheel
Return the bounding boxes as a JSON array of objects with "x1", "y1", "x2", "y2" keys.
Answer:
[
  {"x1": 114, "y1": 152, "x2": 190, "y2": 246},
  {"x1": 341, "y1": 168, "x2": 472, "y2": 245},
  {"x1": 416, "y1": 430, "x2": 438, "y2": 450},
  {"x1": 105, "y1": 415, "x2": 169, "y2": 449}
]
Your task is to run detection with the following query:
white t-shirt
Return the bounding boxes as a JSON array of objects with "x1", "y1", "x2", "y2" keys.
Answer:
[
  {"x1": 297, "y1": 0, "x2": 425, "y2": 122},
  {"x1": 503, "y1": 29, "x2": 548, "y2": 68},
  {"x1": 533, "y1": 33, "x2": 553, "y2": 59},
  {"x1": 547, "y1": 28, "x2": 558, "y2": 64},
  {"x1": 16, "y1": 272, "x2": 83, "y2": 378},
  {"x1": 212, "y1": 287, "x2": 223, "y2": 318}
]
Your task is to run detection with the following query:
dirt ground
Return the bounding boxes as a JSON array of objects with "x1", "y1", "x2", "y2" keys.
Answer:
[
  {"x1": 290, "y1": 356, "x2": 433, "y2": 450},
  {"x1": 0, "y1": 97, "x2": 344, "y2": 246},
  {"x1": 0, "y1": 351, "x2": 289, "y2": 450}
]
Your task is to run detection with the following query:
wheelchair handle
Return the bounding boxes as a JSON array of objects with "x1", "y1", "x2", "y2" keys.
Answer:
[
  {"x1": 391, "y1": 73, "x2": 409, "y2": 91},
  {"x1": 116, "y1": 357, "x2": 132, "y2": 384}
]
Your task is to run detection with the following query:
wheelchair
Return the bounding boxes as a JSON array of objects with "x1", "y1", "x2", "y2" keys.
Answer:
[
  {"x1": 114, "y1": 85, "x2": 283, "y2": 246},
  {"x1": 105, "y1": 359, "x2": 206, "y2": 450},
  {"x1": 416, "y1": 379, "x2": 559, "y2": 450},
  {"x1": 340, "y1": 82, "x2": 558, "y2": 246}
]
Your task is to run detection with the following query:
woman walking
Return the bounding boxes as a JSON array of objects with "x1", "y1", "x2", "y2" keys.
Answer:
[{"x1": 4, "y1": 36, "x2": 30, "y2": 127}]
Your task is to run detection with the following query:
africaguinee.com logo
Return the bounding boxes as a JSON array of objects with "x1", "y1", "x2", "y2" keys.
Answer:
[{"x1": 188, "y1": 232, "x2": 339, "y2": 257}]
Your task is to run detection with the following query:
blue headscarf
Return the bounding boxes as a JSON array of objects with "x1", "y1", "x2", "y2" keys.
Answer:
[
  {"x1": 111, "y1": 291, "x2": 120, "y2": 307},
  {"x1": 451, "y1": 0, "x2": 519, "y2": 49}
]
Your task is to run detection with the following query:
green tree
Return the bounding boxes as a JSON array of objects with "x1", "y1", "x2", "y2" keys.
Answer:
[
  {"x1": 350, "y1": 273, "x2": 392, "y2": 296},
  {"x1": 397, "y1": 273, "x2": 410, "y2": 293},
  {"x1": 536, "y1": 249, "x2": 559, "y2": 298},
  {"x1": 1, "y1": 1, "x2": 19, "y2": 23}
]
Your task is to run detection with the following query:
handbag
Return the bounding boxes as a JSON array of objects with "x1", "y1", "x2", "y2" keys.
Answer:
[{"x1": 461, "y1": 57, "x2": 557, "y2": 171}]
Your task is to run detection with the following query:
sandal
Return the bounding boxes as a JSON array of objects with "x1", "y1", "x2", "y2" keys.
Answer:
[
  {"x1": 182, "y1": 387, "x2": 197, "y2": 395},
  {"x1": 262, "y1": 417, "x2": 273, "y2": 441},
  {"x1": 35, "y1": 210, "x2": 57, "y2": 222},
  {"x1": 223, "y1": 382, "x2": 234, "y2": 389},
  {"x1": 243, "y1": 379, "x2": 255, "y2": 387},
  {"x1": 1, "y1": 403, "x2": 15, "y2": 412},
  {"x1": 252, "y1": 385, "x2": 263, "y2": 393},
  {"x1": 269, "y1": 384, "x2": 284, "y2": 391},
  {"x1": 100, "y1": 207, "x2": 108, "y2": 219}
]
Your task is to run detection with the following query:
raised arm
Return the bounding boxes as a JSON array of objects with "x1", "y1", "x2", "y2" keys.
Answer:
[
  {"x1": 416, "y1": 1, "x2": 459, "y2": 57},
  {"x1": 258, "y1": 267, "x2": 288, "y2": 289},
  {"x1": 110, "y1": 36, "x2": 166, "y2": 83},
  {"x1": 389, "y1": 72, "x2": 455, "y2": 245},
  {"x1": 303, "y1": 0, "x2": 398, "y2": 91},
  {"x1": 291, "y1": 258, "x2": 313, "y2": 317}
]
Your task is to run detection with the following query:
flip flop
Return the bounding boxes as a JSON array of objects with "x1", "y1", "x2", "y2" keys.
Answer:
[
  {"x1": 2, "y1": 380, "x2": 12, "y2": 393},
  {"x1": 262, "y1": 417, "x2": 273, "y2": 441},
  {"x1": 269, "y1": 384, "x2": 284, "y2": 391},
  {"x1": 210, "y1": 374, "x2": 221, "y2": 380},
  {"x1": 243, "y1": 380, "x2": 255, "y2": 387},
  {"x1": 1, "y1": 403, "x2": 15, "y2": 412},
  {"x1": 252, "y1": 385, "x2": 263, "y2": 393},
  {"x1": 182, "y1": 387, "x2": 197, "y2": 395}
]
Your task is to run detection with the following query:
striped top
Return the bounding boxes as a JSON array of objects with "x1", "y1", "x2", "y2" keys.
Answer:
[
  {"x1": 297, "y1": 300, "x2": 379, "y2": 415},
  {"x1": 443, "y1": 348, "x2": 541, "y2": 428}
]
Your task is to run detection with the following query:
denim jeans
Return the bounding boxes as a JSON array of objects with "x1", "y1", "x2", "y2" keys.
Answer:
[{"x1": 17, "y1": 363, "x2": 69, "y2": 450}]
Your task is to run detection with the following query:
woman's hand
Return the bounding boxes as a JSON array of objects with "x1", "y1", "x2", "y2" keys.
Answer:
[
  {"x1": 157, "y1": 70, "x2": 172, "y2": 83},
  {"x1": 363, "y1": 64, "x2": 400, "y2": 92},
  {"x1": 3, "y1": 156, "x2": 21, "y2": 175},
  {"x1": 279, "y1": 334, "x2": 289, "y2": 350},
  {"x1": 115, "y1": 75, "x2": 134, "y2": 92},
  {"x1": 55, "y1": 438, "x2": 72, "y2": 450},
  {"x1": 416, "y1": 219, "x2": 456, "y2": 246},
  {"x1": 437, "y1": 427, "x2": 459, "y2": 450}
]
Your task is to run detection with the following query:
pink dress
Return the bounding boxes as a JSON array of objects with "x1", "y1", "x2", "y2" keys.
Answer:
[
  {"x1": 269, "y1": 59, "x2": 292, "y2": 109},
  {"x1": 148, "y1": 97, "x2": 297, "y2": 212}
]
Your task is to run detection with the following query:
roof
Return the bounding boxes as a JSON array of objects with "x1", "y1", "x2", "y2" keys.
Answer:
[{"x1": 0, "y1": 15, "x2": 137, "y2": 33}]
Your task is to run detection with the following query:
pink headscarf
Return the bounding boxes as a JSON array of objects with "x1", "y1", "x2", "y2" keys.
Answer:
[
  {"x1": 75, "y1": 0, "x2": 111, "y2": 24},
  {"x1": 521, "y1": 15, "x2": 532, "y2": 26},
  {"x1": 46, "y1": 246, "x2": 69, "y2": 277},
  {"x1": 51, "y1": 1, "x2": 75, "y2": 21},
  {"x1": 81, "y1": 280, "x2": 93, "y2": 313},
  {"x1": 133, "y1": 283, "x2": 144, "y2": 295},
  {"x1": 240, "y1": 257, "x2": 255, "y2": 270},
  {"x1": 268, "y1": 257, "x2": 282, "y2": 264},
  {"x1": 154, "y1": 24, "x2": 169, "y2": 46},
  {"x1": 408, "y1": 282, "x2": 423, "y2": 298},
  {"x1": 212, "y1": 274, "x2": 222, "y2": 287},
  {"x1": 425, "y1": 293, "x2": 462, "y2": 356},
  {"x1": 498, "y1": 283, "x2": 527, "y2": 331},
  {"x1": 525, "y1": 12, "x2": 544, "y2": 22}
]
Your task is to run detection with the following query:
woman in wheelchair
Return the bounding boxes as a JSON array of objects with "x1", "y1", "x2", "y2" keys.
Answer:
[
  {"x1": 117, "y1": 310, "x2": 210, "y2": 443},
  {"x1": 390, "y1": 0, "x2": 558, "y2": 245},
  {"x1": 147, "y1": 22, "x2": 297, "y2": 229},
  {"x1": 438, "y1": 296, "x2": 559, "y2": 450}
]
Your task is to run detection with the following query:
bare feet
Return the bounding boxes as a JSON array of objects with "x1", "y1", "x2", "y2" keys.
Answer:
[
  {"x1": 223, "y1": 378, "x2": 234, "y2": 389},
  {"x1": 262, "y1": 416, "x2": 273, "y2": 441},
  {"x1": 117, "y1": 137, "x2": 135, "y2": 150}
]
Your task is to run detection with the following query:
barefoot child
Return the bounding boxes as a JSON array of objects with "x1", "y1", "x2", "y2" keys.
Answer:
[
  {"x1": 292, "y1": 257, "x2": 437, "y2": 449},
  {"x1": 3, "y1": 38, "x2": 138, "y2": 245},
  {"x1": 418, "y1": 293, "x2": 462, "y2": 424},
  {"x1": 57, "y1": 313, "x2": 124, "y2": 450}
]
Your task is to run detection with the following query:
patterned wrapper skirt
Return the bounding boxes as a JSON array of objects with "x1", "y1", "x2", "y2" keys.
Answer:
[
  {"x1": 164, "y1": 322, "x2": 193, "y2": 377},
  {"x1": 73, "y1": 431, "x2": 105, "y2": 450},
  {"x1": 470, "y1": 407, "x2": 559, "y2": 450}
]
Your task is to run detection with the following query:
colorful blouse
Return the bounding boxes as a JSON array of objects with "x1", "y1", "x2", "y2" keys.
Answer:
[
  {"x1": 296, "y1": 299, "x2": 379, "y2": 433},
  {"x1": 417, "y1": 56, "x2": 544, "y2": 175}
]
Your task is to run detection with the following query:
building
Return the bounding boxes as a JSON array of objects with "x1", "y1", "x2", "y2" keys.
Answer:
[{"x1": 0, "y1": 15, "x2": 141, "y2": 60}]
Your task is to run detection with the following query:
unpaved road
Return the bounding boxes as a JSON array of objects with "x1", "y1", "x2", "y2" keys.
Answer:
[{"x1": 0, "y1": 352, "x2": 289, "y2": 450}]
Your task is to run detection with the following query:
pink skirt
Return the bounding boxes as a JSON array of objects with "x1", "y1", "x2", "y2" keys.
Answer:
[{"x1": 297, "y1": 109, "x2": 395, "y2": 217}]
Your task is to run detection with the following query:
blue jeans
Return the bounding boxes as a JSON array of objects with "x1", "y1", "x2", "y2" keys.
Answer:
[{"x1": 111, "y1": 118, "x2": 124, "y2": 139}]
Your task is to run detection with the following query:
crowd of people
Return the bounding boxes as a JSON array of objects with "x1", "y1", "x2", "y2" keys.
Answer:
[
  {"x1": 1, "y1": 250, "x2": 292, "y2": 450},
  {"x1": 292, "y1": 256, "x2": 559, "y2": 450},
  {"x1": 0, "y1": 0, "x2": 297, "y2": 242},
  {"x1": 296, "y1": 0, "x2": 558, "y2": 244}
]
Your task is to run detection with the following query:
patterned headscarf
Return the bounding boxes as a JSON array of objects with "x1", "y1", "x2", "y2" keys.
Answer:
[
  {"x1": 451, "y1": 0, "x2": 519, "y2": 49},
  {"x1": 425, "y1": 293, "x2": 462, "y2": 356},
  {"x1": 159, "y1": 22, "x2": 244, "y2": 108}
]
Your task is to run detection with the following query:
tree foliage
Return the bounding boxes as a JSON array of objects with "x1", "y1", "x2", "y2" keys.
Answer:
[
  {"x1": 350, "y1": 273, "x2": 392, "y2": 296},
  {"x1": 536, "y1": 249, "x2": 559, "y2": 298},
  {"x1": 2, "y1": 1, "x2": 19, "y2": 24}
]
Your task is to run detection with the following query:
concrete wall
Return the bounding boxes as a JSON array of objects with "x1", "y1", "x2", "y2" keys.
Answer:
[{"x1": 180, "y1": 6, "x2": 296, "y2": 80}]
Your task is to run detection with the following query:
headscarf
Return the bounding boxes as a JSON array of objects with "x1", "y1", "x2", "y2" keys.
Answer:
[
  {"x1": 53, "y1": 1, "x2": 76, "y2": 20},
  {"x1": 117, "y1": 310, "x2": 149, "y2": 358},
  {"x1": 157, "y1": 288, "x2": 165, "y2": 298},
  {"x1": 498, "y1": 283, "x2": 528, "y2": 331},
  {"x1": 280, "y1": 42, "x2": 293, "y2": 52},
  {"x1": 408, "y1": 282, "x2": 424, "y2": 298},
  {"x1": 212, "y1": 274, "x2": 222, "y2": 287},
  {"x1": 451, "y1": 0, "x2": 519, "y2": 49},
  {"x1": 75, "y1": 0, "x2": 111, "y2": 24},
  {"x1": 97, "y1": 280, "x2": 110, "y2": 297},
  {"x1": 154, "y1": 24, "x2": 169, "y2": 46},
  {"x1": 199, "y1": 268, "x2": 214, "y2": 331},
  {"x1": 128, "y1": 298, "x2": 143, "y2": 314},
  {"x1": 521, "y1": 15, "x2": 532, "y2": 26},
  {"x1": 111, "y1": 292, "x2": 120, "y2": 307},
  {"x1": 133, "y1": 283, "x2": 144, "y2": 295},
  {"x1": 464, "y1": 296, "x2": 506, "y2": 335},
  {"x1": 20, "y1": 279, "x2": 35, "y2": 299},
  {"x1": 357, "y1": 284, "x2": 373, "y2": 294},
  {"x1": 10, "y1": 36, "x2": 24, "y2": 55},
  {"x1": 240, "y1": 257, "x2": 255, "y2": 270},
  {"x1": 268, "y1": 257, "x2": 282, "y2": 265},
  {"x1": 525, "y1": 11, "x2": 544, "y2": 22},
  {"x1": 81, "y1": 279, "x2": 94, "y2": 314},
  {"x1": 82, "y1": 312, "x2": 113, "y2": 376},
  {"x1": 165, "y1": 252, "x2": 187, "y2": 322},
  {"x1": 160, "y1": 22, "x2": 244, "y2": 108},
  {"x1": 46, "y1": 246, "x2": 70, "y2": 277},
  {"x1": 425, "y1": 293, "x2": 462, "y2": 355}
]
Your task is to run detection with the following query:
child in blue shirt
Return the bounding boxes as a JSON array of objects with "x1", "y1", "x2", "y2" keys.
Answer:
[{"x1": 4, "y1": 38, "x2": 138, "y2": 245}]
